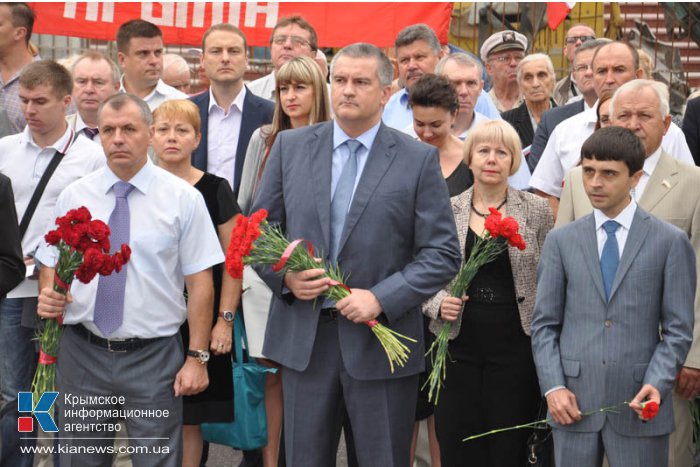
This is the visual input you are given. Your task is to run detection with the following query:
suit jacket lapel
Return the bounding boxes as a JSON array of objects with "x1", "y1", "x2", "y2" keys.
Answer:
[
  {"x1": 310, "y1": 123, "x2": 334, "y2": 257},
  {"x1": 338, "y1": 124, "x2": 397, "y2": 254},
  {"x1": 191, "y1": 91, "x2": 210, "y2": 171},
  {"x1": 517, "y1": 104, "x2": 534, "y2": 147},
  {"x1": 506, "y1": 187, "x2": 526, "y2": 274},
  {"x1": 234, "y1": 88, "x2": 258, "y2": 192},
  {"x1": 638, "y1": 151, "x2": 678, "y2": 212},
  {"x1": 609, "y1": 208, "x2": 650, "y2": 301},
  {"x1": 581, "y1": 215, "x2": 607, "y2": 302}
]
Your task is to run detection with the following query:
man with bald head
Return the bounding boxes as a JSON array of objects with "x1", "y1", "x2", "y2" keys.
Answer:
[
  {"x1": 557, "y1": 78, "x2": 700, "y2": 467},
  {"x1": 530, "y1": 41, "x2": 693, "y2": 212},
  {"x1": 553, "y1": 24, "x2": 596, "y2": 106}
]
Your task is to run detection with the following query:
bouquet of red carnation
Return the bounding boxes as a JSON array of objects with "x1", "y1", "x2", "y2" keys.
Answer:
[
  {"x1": 226, "y1": 209, "x2": 417, "y2": 373},
  {"x1": 425, "y1": 207, "x2": 526, "y2": 403},
  {"x1": 32, "y1": 206, "x2": 131, "y2": 398}
]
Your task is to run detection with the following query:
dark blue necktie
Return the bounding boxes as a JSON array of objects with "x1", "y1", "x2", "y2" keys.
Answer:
[
  {"x1": 600, "y1": 220, "x2": 620, "y2": 301},
  {"x1": 83, "y1": 127, "x2": 99, "y2": 140},
  {"x1": 329, "y1": 139, "x2": 362, "y2": 263},
  {"x1": 93, "y1": 181, "x2": 134, "y2": 336}
]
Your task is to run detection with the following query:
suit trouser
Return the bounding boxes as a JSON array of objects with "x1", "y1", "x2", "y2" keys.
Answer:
[
  {"x1": 57, "y1": 325, "x2": 183, "y2": 467},
  {"x1": 553, "y1": 422, "x2": 669, "y2": 467},
  {"x1": 282, "y1": 314, "x2": 418, "y2": 467}
]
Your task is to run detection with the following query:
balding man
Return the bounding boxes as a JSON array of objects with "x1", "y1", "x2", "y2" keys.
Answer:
[
  {"x1": 68, "y1": 51, "x2": 120, "y2": 143},
  {"x1": 557, "y1": 78, "x2": 700, "y2": 467},
  {"x1": 553, "y1": 24, "x2": 596, "y2": 106},
  {"x1": 162, "y1": 53, "x2": 191, "y2": 94},
  {"x1": 530, "y1": 41, "x2": 693, "y2": 213}
]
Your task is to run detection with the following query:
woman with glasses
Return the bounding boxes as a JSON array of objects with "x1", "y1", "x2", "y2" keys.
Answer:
[
  {"x1": 423, "y1": 120, "x2": 553, "y2": 466},
  {"x1": 238, "y1": 55, "x2": 330, "y2": 467}
]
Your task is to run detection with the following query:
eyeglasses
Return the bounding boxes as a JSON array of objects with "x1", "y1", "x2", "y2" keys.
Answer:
[
  {"x1": 271, "y1": 35, "x2": 311, "y2": 48},
  {"x1": 565, "y1": 35, "x2": 596, "y2": 45},
  {"x1": 490, "y1": 53, "x2": 524, "y2": 64}
]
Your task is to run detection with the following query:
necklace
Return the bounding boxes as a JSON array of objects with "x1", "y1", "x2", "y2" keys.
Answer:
[{"x1": 471, "y1": 197, "x2": 507, "y2": 218}]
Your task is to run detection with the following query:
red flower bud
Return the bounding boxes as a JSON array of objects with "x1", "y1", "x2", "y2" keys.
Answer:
[{"x1": 641, "y1": 401, "x2": 659, "y2": 420}]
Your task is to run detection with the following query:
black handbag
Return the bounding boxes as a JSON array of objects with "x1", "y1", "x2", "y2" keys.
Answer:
[{"x1": 526, "y1": 398, "x2": 555, "y2": 466}]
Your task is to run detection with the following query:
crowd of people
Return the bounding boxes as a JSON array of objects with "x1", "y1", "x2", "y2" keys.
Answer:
[{"x1": 2, "y1": 2, "x2": 700, "y2": 467}]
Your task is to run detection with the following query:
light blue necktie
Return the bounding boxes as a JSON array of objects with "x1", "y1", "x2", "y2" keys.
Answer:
[
  {"x1": 600, "y1": 220, "x2": 620, "y2": 301},
  {"x1": 93, "y1": 181, "x2": 134, "y2": 336},
  {"x1": 329, "y1": 139, "x2": 362, "y2": 263}
]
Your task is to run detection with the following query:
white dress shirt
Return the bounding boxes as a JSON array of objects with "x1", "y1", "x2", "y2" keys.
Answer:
[
  {"x1": 633, "y1": 146, "x2": 663, "y2": 201},
  {"x1": 207, "y1": 87, "x2": 246, "y2": 189},
  {"x1": 35, "y1": 160, "x2": 224, "y2": 338},
  {"x1": 594, "y1": 198, "x2": 637, "y2": 259},
  {"x1": 530, "y1": 101, "x2": 694, "y2": 198},
  {"x1": 0, "y1": 125, "x2": 105, "y2": 297},
  {"x1": 119, "y1": 77, "x2": 187, "y2": 111},
  {"x1": 247, "y1": 72, "x2": 276, "y2": 101}
]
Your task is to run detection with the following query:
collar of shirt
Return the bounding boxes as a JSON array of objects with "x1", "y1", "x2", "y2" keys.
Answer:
[
  {"x1": 73, "y1": 112, "x2": 99, "y2": 136},
  {"x1": 100, "y1": 157, "x2": 155, "y2": 196},
  {"x1": 594, "y1": 197, "x2": 637, "y2": 236},
  {"x1": 398, "y1": 88, "x2": 409, "y2": 108},
  {"x1": 332, "y1": 120, "x2": 381, "y2": 152},
  {"x1": 643, "y1": 146, "x2": 662, "y2": 177},
  {"x1": 208, "y1": 86, "x2": 246, "y2": 116},
  {"x1": 584, "y1": 98, "x2": 597, "y2": 113},
  {"x1": 458, "y1": 111, "x2": 490, "y2": 140},
  {"x1": 20, "y1": 124, "x2": 75, "y2": 153},
  {"x1": 119, "y1": 76, "x2": 169, "y2": 102}
]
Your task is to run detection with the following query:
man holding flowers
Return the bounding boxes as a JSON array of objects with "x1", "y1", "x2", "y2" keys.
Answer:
[
  {"x1": 250, "y1": 42, "x2": 460, "y2": 466},
  {"x1": 531, "y1": 126, "x2": 695, "y2": 467},
  {"x1": 35, "y1": 93, "x2": 223, "y2": 467}
]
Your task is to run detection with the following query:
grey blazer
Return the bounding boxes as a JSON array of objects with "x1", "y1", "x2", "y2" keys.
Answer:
[
  {"x1": 251, "y1": 121, "x2": 461, "y2": 380},
  {"x1": 531, "y1": 208, "x2": 695, "y2": 436},
  {"x1": 422, "y1": 186, "x2": 553, "y2": 337},
  {"x1": 557, "y1": 152, "x2": 700, "y2": 368}
]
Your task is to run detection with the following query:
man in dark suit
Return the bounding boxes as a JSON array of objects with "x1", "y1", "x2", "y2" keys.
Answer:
[
  {"x1": 531, "y1": 127, "x2": 695, "y2": 466},
  {"x1": 251, "y1": 43, "x2": 461, "y2": 466},
  {"x1": 529, "y1": 39, "x2": 606, "y2": 170},
  {"x1": 0, "y1": 173, "x2": 24, "y2": 297},
  {"x1": 190, "y1": 23, "x2": 274, "y2": 196},
  {"x1": 682, "y1": 95, "x2": 700, "y2": 166}
]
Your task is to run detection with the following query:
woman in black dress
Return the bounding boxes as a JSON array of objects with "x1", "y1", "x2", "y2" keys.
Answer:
[{"x1": 152, "y1": 99, "x2": 240, "y2": 467}]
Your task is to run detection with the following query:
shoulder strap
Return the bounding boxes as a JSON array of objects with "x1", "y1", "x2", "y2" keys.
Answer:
[{"x1": 19, "y1": 131, "x2": 78, "y2": 240}]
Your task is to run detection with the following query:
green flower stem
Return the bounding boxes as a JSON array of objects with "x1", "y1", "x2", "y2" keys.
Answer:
[{"x1": 462, "y1": 403, "x2": 626, "y2": 442}]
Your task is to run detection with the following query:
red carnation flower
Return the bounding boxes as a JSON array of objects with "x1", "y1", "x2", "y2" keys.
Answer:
[
  {"x1": 500, "y1": 216, "x2": 519, "y2": 239},
  {"x1": 484, "y1": 213, "x2": 503, "y2": 238},
  {"x1": 120, "y1": 244, "x2": 131, "y2": 263},
  {"x1": 75, "y1": 262, "x2": 98, "y2": 284},
  {"x1": 45, "y1": 229, "x2": 62, "y2": 246},
  {"x1": 641, "y1": 401, "x2": 659, "y2": 420}
]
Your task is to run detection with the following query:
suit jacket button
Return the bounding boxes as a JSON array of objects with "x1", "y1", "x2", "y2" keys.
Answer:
[
  {"x1": 604, "y1": 319, "x2": 612, "y2": 328},
  {"x1": 517, "y1": 296, "x2": 525, "y2": 303}
]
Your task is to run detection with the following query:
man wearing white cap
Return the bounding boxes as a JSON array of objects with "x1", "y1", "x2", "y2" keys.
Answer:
[{"x1": 481, "y1": 30, "x2": 528, "y2": 112}]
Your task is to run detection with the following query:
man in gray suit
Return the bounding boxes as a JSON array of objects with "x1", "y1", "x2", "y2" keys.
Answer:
[
  {"x1": 251, "y1": 43, "x2": 460, "y2": 466},
  {"x1": 531, "y1": 126, "x2": 696, "y2": 467},
  {"x1": 557, "y1": 78, "x2": 700, "y2": 467}
]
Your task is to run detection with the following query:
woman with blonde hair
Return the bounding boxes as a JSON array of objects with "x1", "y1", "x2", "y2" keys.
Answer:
[
  {"x1": 424, "y1": 120, "x2": 553, "y2": 466},
  {"x1": 237, "y1": 54, "x2": 331, "y2": 467},
  {"x1": 151, "y1": 99, "x2": 241, "y2": 467}
]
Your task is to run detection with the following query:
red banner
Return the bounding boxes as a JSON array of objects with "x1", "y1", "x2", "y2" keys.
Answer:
[{"x1": 29, "y1": 2, "x2": 453, "y2": 48}]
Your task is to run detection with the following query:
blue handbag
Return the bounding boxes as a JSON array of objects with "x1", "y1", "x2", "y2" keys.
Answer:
[{"x1": 201, "y1": 311, "x2": 277, "y2": 450}]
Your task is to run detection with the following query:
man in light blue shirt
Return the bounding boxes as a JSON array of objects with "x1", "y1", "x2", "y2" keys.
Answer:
[
  {"x1": 36, "y1": 94, "x2": 223, "y2": 467},
  {"x1": 383, "y1": 24, "x2": 499, "y2": 133}
]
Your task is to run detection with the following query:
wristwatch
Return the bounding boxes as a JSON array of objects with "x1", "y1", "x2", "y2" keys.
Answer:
[
  {"x1": 218, "y1": 310, "x2": 235, "y2": 322},
  {"x1": 187, "y1": 349, "x2": 210, "y2": 364}
]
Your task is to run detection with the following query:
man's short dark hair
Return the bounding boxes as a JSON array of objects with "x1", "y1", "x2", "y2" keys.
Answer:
[
  {"x1": 0, "y1": 3, "x2": 34, "y2": 44},
  {"x1": 201, "y1": 23, "x2": 247, "y2": 51},
  {"x1": 116, "y1": 19, "x2": 163, "y2": 54},
  {"x1": 581, "y1": 126, "x2": 645, "y2": 175},
  {"x1": 330, "y1": 43, "x2": 393, "y2": 87},
  {"x1": 19, "y1": 60, "x2": 72, "y2": 97},
  {"x1": 272, "y1": 15, "x2": 318, "y2": 51},
  {"x1": 394, "y1": 24, "x2": 440, "y2": 55},
  {"x1": 408, "y1": 74, "x2": 458, "y2": 113},
  {"x1": 99, "y1": 93, "x2": 152, "y2": 126}
]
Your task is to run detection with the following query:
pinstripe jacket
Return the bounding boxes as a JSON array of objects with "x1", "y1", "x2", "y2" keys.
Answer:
[
  {"x1": 531, "y1": 207, "x2": 695, "y2": 435},
  {"x1": 422, "y1": 185, "x2": 553, "y2": 338}
]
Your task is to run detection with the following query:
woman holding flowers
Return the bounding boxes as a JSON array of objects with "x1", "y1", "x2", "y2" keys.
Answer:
[
  {"x1": 151, "y1": 99, "x2": 240, "y2": 467},
  {"x1": 423, "y1": 120, "x2": 553, "y2": 466},
  {"x1": 236, "y1": 55, "x2": 330, "y2": 467}
]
